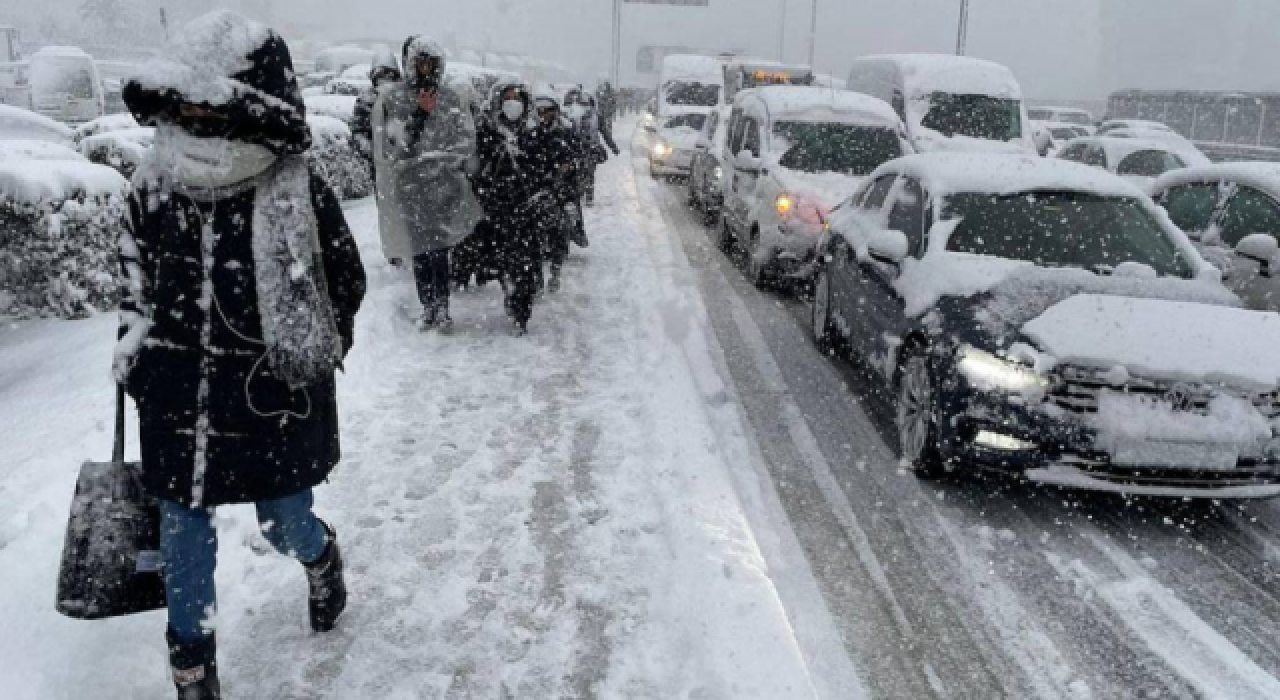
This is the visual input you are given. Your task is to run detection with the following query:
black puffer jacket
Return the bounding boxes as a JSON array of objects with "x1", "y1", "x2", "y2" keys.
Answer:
[{"x1": 119, "y1": 12, "x2": 366, "y2": 508}]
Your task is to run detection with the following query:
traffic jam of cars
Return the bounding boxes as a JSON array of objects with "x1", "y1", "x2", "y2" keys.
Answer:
[{"x1": 643, "y1": 51, "x2": 1280, "y2": 501}]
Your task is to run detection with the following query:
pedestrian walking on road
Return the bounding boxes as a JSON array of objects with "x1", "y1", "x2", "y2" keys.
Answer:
[
  {"x1": 528, "y1": 90, "x2": 581, "y2": 293},
  {"x1": 372, "y1": 35, "x2": 483, "y2": 331},
  {"x1": 351, "y1": 45, "x2": 403, "y2": 182},
  {"x1": 564, "y1": 86, "x2": 619, "y2": 207},
  {"x1": 116, "y1": 11, "x2": 367, "y2": 699}
]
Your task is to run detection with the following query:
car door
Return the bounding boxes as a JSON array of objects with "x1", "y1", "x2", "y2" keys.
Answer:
[
  {"x1": 691, "y1": 110, "x2": 718, "y2": 194},
  {"x1": 828, "y1": 174, "x2": 897, "y2": 349},
  {"x1": 850, "y1": 177, "x2": 924, "y2": 371},
  {"x1": 722, "y1": 109, "x2": 747, "y2": 229},
  {"x1": 729, "y1": 115, "x2": 764, "y2": 235},
  {"x1": 1214, "y1": 185, "x2": 1280, "y2": 311},
  {"x1": 1157, "y1": 180, "x2": 1229, "y2": 267}
]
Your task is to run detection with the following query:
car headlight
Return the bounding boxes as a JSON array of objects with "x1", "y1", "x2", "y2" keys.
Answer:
[
  {"x1": 653, "y1": 142, "x2": 672, "y2": 158},
  {"x1": 713, "y1": 165, "x2": 723, "y2": 181},
  {"x1": 775, "y1": 193, "x2": 795, "y2": 217},
  {"x1": 956, "y1": 345, "x2": 1049, "y2": 393}
]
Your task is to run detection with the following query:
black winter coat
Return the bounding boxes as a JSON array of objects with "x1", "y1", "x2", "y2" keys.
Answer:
[{"x1": 120, "y1": 169, "x2": 366, "y2": 508}]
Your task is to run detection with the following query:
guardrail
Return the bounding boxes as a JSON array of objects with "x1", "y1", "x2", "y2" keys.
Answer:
[{"x1": 1195, "y1": 141, "x2": 1280, "y2": 164}]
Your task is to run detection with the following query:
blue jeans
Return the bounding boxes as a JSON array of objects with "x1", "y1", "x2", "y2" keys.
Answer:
[{"x1": 160, "y1": 490, "x2": 328, "y2": 643}]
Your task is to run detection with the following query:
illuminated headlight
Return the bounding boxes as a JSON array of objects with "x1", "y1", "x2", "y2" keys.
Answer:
[
  {"x1": 956, "y1": 345, "x2": 1049, "y2": 393},
  {"x1": 713, "y1": 165, "x2": 723, "y2": 180},
  {"x1": 652, "y1": 142, "x2": 672, "y2": 158},
  {"x1": 775, "y1": 193, "x2": 795, "y2": 217},
  {"x1": 974, "y1": 430, "x2": 1037, "y2": 451}
]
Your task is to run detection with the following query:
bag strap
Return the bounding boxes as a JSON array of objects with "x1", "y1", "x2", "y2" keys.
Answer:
[{"x1": 113, "y1": 385, "x2": 126, "y2": 464}]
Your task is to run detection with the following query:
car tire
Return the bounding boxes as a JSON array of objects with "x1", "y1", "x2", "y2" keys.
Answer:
[
  {"x1": 717, "y1": 215, "x2": 735, "y2": 254},
  {"x1": 747, "y1": 229, "x2": 769, "y2": 289},
  {"x1": 896, "y1": 346, "x2": 948, "y2": 478},
  {"x1": 812, "y1": 266, "x2": 842, "y2": 355}
]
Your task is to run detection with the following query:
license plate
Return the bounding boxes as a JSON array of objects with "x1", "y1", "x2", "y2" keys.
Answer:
[{"x1": 1111, "y1": 440, "x2": 1239, "y2": 469}]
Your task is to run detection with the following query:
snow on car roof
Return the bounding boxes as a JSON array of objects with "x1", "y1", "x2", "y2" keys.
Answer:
[
  {"x1": 876, "y1": 153, "x2": 1144, "y2": 199},
  {"x1": 1100, "y1": 119, "x2": 1172, "y2": 132},
  {"x1": 1154, "y1": 161, "x2": 1280, "y2": 197},
  {"x1": 661, "y1": 54, "x2": 722, "y2": 83},
  {"x1": 860, "y1": 53, "x2": 1022, "y2": 100},
  {"x1": 29, "y1": 46, "x2": 93, "y2": 58},
  {"x1": 742, "y1": 86, "x2": 901, "y2": 126},
  {"x1": 0, "y1": 159, "x2": 127, "y2": 204},
  {"x1": 0, "y1": 104, "x2": 74, "y2": 144},
  {"x1": 1031, "y1": 106, "x2": 1092, "y2": 115}
]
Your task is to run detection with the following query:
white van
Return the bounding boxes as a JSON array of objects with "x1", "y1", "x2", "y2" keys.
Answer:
[
  {"x1": 28, "y1": 46, "x2": 104, "y2": 124},
  {"x1": 722, "y1": 59, "x2": 814, "y2": 104},
  {"x1": 657, "y1": 54, "x2": 723, "y2": 116},
  {"x1": 718, "y1": 86, "x2": 910, "y2": 287},
  {"x1": 846, "y1": 54, "x2": 1032, "y2": 154}
]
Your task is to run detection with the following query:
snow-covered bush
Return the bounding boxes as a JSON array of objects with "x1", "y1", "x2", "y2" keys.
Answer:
[
  {"x1": 0, "y1": 162, "x2": 128, "y2": 318},
  {"x1": 304, "y1": 95, "x2": 358, "y2": 126},
  {"x1": 72, "y1": 113, "x2": 140, "y2": 142},
  {"x1": 306, "y1": 115, "x2": 372, "y2": 201}
]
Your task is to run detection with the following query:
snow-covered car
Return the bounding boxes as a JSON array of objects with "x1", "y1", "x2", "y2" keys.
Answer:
[
  {"x1": 648, "y1": 109, "x2": 710, "y2": 178},
  {"x1": 1056, "y1": 136, "x2": 1189, "y2": 192},
  {"x1": 1103, "y1": 126, "x2": 1211, "y2": 166},
  {"x1": 1153, "y1": 162, "x2": 1280, "y2": 313},
  {"x1": 71, "y1": 113, "x2": 139, "y2": 142},
  {"x1": 846, "y1": 54, "x2": 1035, "y2": 155},
  {"x1": 26, "y1": 46, "x2": 105, "y2": 124},
  {"x1": 78, "y1": 127, "x2": 154, "y2": 178},
  {"x1": 0, "y1": 103, "x2": 74, "y2": 144},
  {"x1": 300, "y1": 71, "x2": 337, "y2": 90},
  {"x1": 1028, "y1": 106, "x2": 1095, "y2": 132},
  {"x1": 304, "y1": 94, "x2": 358, "y2": 125},
  {"x1": 1098, "y1": 119, "x2": 1174, "y2": 135},
  {"x1": 720, "y1": 86, "x2": 909, "y2": 287},
  {"x1": 0, "y1": 139, "x2": 86, "y2": 162},
  {"x1": 1030, "y1": 120, "x2": 1089, "y2": 156},
  {"x1": 812, "y1": 153, "x2": 1280, "y2": 499},
  {"x1": 687, "y1": 105, "x2": 732, "y2": 225},
  {"x1": 325, "y1": 64, "x2": 373, "y2": 96}
]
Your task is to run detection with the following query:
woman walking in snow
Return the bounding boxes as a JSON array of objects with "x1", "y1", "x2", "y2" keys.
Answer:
[
  {"x1": 351, "y1": 45, "x2": 402, "y2": 182},
  {"x1": 371, "y1": 36, "x2": 483, "y2": 331},
  {"x1": 115, "y1": 12, "x2": 366, "y2": 699}
]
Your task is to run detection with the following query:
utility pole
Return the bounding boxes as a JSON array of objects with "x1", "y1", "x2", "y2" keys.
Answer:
[
  {"x1": 807, "y1": 0, "x2": 818, "y2": 68},
  {"x1": 778, "y1": 0, "x2": 788, "y2": 62},
  {"x1": 612, "y1": 0, "x2": 622, "y2": 85},
  {"x1": 955, "y1": 0, "x2": 971, "y2": 56}
]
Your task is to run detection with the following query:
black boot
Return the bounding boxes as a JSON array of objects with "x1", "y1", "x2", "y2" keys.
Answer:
[
  {"x1": 305, "y1": 521, "x2": 347, "y2": 633},
  {"x1": 168, "y1": 629, "x2": 221, "y2": 700}
]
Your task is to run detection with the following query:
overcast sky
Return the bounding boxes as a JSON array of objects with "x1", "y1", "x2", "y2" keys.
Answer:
[{"x1": 6, "y1": 0, "x2": 1280, "y2": 99}]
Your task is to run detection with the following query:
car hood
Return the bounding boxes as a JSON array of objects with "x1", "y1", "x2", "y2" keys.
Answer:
[
  {"x1": 659, "y1": 126, "x2": 702, "y2": 149},
  {"x1": 1021, "y1": 294, "x2": 1280, "y2": 390},
  {"x1": 772, "y1": 168, "x2": 866, "y2": 210}
]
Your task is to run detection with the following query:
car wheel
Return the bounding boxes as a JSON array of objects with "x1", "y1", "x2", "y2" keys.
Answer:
[
  {"x1": 717, "y1": 215, "x2": 735, "y2": 254},
  {"x1": 746, "y1": 229, "x2": 769, "y2": 289},
  {"x1": 896, "y1": 347, "x2": 947, "y2": 478},
  {"x1": 812, "y1": 266, "x2": 842, "y2": 354}
]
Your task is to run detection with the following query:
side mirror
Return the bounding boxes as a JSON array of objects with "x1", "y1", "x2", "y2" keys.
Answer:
[
  {"x1": 867, "y1": 229, "x2": 910, "y2": 266},
  {"x1": 1235, "y1": 233, "x2": 1280, "y2": 276},
  {"x1": 735, "y1": 149, "x2": 762, "y2": 173}
]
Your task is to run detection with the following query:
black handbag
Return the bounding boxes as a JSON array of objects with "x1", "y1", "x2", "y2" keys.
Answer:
[{"x1": 55, "y1": 388, "x2": 166, "y2": 620}]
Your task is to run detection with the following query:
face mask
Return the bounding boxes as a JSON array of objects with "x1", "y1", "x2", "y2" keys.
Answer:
[
  {"x1": 567, "y1": 105, "x2": 587, "y2": 119},
  {"x1": 502, "y1": 100, "x2": 525, "y2": 122}
]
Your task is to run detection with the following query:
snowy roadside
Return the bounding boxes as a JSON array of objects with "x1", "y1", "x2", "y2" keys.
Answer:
[{"x1": 0, "y1": 129, "x2": 848, "y2": 698}]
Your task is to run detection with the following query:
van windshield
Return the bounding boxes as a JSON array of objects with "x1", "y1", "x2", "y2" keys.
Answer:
[
  {"x1": 920, "y1": 93, "x2": 1022, "y2": 142},
  {"x1": 664, "y1": 82, "x2": 720, "y2": 107},
  {"x1": 30, "y1": 57, "x2": 95, "y2": 100},
  {"x1": 773, "y1": 121, "x2": 903, "y2": 175}
]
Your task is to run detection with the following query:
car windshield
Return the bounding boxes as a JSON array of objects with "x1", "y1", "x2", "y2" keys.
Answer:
[
  {"x1": 773, "y1": 121, "x2": 902, "y2": 175},
  {"x1": 1163, "y1": 183, "x2": 1220, "y2": 233},
  {"x1": 29, "y1": 57, "x2": 94, "y2": 99},
  {"x1": 663, "y1": 113, "x2": 707, "y2": 131},
  {"x1": 920, "y1": 93, "x2": 1023, "y2": 141},
  {"x1": 942, "y1": 191, "x2": 1195, "y2": 278},
  {"x1": 1116, "y1": 149, "x2": 1185, "y2": 176},
  {"x1": 664, "y1": 81, "x2": 720, "y2": 107}
]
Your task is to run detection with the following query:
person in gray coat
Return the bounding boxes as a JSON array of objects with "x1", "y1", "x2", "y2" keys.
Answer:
[{"x1": 372, "y1": 36, "x2": 483, "y2": 330}]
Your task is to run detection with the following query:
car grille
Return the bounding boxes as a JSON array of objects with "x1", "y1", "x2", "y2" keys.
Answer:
[{"x1": 1047, "y1": 366, "x2": 1280, "y2": 418}]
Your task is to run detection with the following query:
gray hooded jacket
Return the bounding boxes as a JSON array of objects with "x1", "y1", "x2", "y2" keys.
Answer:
[{"x1": 372, "y1": 36, "x2": 482, "y2": 257}]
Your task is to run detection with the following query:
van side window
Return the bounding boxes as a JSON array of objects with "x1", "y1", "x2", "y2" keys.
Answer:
[
  {"x1": 891, "y1": 90, "x2": 906, "y2": 121},
  {"x1": 861, "y1": 175, "x2": 898, "y2": 211},
  {"x1": 743, "y1": 117, "x2": 762, "y2": 157}
]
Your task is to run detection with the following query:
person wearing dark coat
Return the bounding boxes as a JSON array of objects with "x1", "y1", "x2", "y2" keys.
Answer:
[
  {"x1": 116, "y1": 11, "x2": 366, "y2": 699},
  {"x1": 564, "y1": 87, "x2": 619, "y2": 207},
  {"x1": 472, "y1": 82, "x2": 562, "y2": 334},
  {"x1": 351, "y1": 46, "x2": 402, "y2": 180},
  {"x1": 596, "y1": 80, "x2": 618, "y2": 125},
  {"x1": 529, "y1": 92, "x2": 581, "y2": 292}
]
